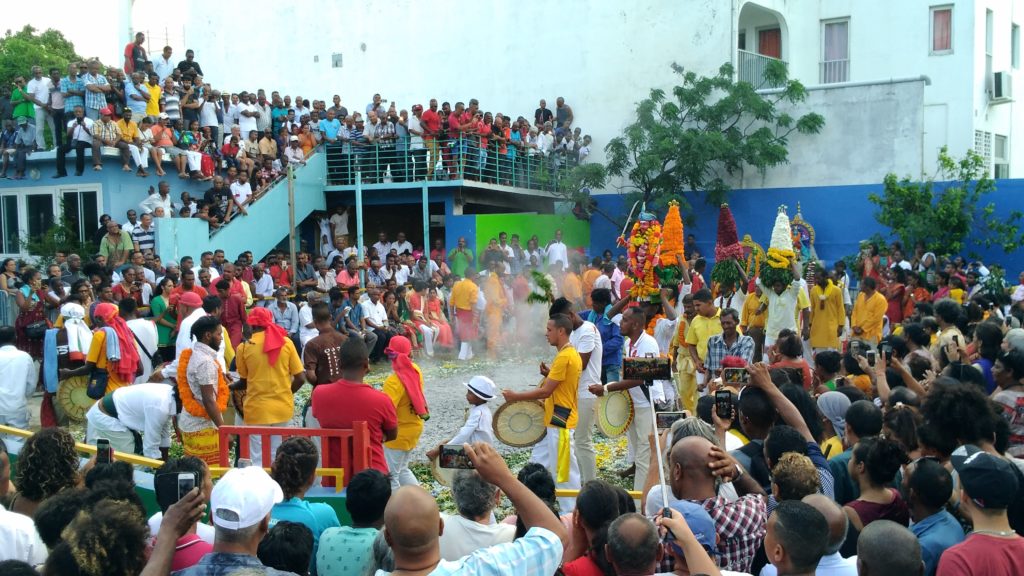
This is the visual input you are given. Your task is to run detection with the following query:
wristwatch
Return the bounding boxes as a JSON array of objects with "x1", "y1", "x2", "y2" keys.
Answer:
[{"x1": 734, "y1": 464, "x2": 745, "y2": 481}]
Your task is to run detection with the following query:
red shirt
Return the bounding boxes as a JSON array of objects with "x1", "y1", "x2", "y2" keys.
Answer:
[
  {"x1": 219, "y1": 292, "x2": 247, "y2": 348},
  {"x1": 168, "y1": 534, "x2": 212, "y2": 571},
  {"x1": 112, "y1": 283, "x2": 143, "y2": 305},
  {"x1": 269, "y1": 264, "x2": 293, "y2": 287},
  {"x1": 477, "y1": 121, "x2": 491, "y2": 149},
  {"x1": 311, "y1": 379, "x2": 398, "y2": 483},
  {"x1": 447, "y1": 112, "x2": 462, "y2": 139},
  {"x1": 420, "y1": 109, "x2": 441, "y2": 136},
  {"x1": 562, "y1": 554, "x2": 605, "y2": 576},
  {"x1": 171, "y1": 285, "x2": 209, "y2": 300},
  {"x1": 937, "y1": 534, "x2": 1024, "y2": 576}
]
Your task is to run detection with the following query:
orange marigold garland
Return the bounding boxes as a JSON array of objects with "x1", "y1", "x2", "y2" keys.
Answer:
[
  {"x1": 176, "y1": 348, "x2": 229, "y2": 418},
  {"x1": 657, "y1": 200, "x2": 686, "y2": 286}
]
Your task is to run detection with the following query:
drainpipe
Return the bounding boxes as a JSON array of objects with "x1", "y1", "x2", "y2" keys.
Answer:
[
  {"x1": 422, "y1": 181, "x2": 430, "y2": 261},
  {"x1": 356, "y1": 171, "x2": 364, "y2": 286}
]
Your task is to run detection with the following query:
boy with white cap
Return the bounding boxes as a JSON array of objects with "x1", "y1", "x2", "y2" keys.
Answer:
[
  {"x1": 427, "y1": 375, "x2": 496, "y2": 460},
  {"x1": 174, "y1": 466, "x2": 294, "y2": 575}
]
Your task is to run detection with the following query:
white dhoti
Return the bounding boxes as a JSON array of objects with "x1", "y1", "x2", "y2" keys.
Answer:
[{"x1": 530, "y1": 427, "x2": 580, "y2": 513}]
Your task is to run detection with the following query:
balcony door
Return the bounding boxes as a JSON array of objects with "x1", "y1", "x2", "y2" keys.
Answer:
[{"x1": 758, "y1": 28, "x2": 782, "y2": 59}]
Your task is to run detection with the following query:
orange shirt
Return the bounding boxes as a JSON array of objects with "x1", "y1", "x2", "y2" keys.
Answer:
[{"x1": 581, "y1": 269, "x2": 601, "y2": 307}]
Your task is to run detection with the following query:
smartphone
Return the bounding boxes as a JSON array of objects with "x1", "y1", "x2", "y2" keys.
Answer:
[
  {"x1": 849, "y1": 340, "x2": 863, "y2": 357},
  {"x1": 866, "y1": 349, "x2": 877, "y2": 367},
  {"x1": 722, "y1": 367, "x2": 749, "y2": 386},
  {"x1": 715, "y1": 390, "x2": 733, "y2": 420},
  {"x1": 656, "y1": 411, "x2": 687, "y2": 430},
  {"x1": 438, "y1": 445, "x2": 474, "y2": 469},
  {"x1": 96, "y1": 438, "x2": 112, "y2": 464},
  {"x1": 177, "y1": 472, "x2": 196, "y2": 499},
  {"x1": 236, "y1": 458, "x2": 253, "y2": 468},
  {"x1": 881, "y1": 343, "x2": 893, "y2": 359}
]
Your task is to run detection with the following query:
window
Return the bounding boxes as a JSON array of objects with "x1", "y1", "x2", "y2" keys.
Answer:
[
  {"x1": 1013, "y1": 24, "x2": 1020, "y2": 69},
  {"x1": 995, "y1": 135, "x2": 1009, "y2": 179},
  {"x1": 975, "y1": 130, "x2": 993, "y2": 167},
  {"x1": 26, "y1": 195, "x2": 55, "y2": 242},
  {"x1": 738, "y1": 31, "x2": 747, "y2": 51},
  {"x1": 986, "y1": 10, "x2": 994, "y2": 91},
  {"x1": 0, "y1": 196, "x2": 18, "y2": 255},
  {"x1": 62, "y1": 189, "x2": 99, "y2": 244},
  {"x1": 930, "y1": 6, "x2": 953, "y2": 54},
  {"x1": 0, "y1": 185, "x2": 100, "y2": 257},
  {"x1": 821, "y1": 19, "x2": 850, "y2": 83}
]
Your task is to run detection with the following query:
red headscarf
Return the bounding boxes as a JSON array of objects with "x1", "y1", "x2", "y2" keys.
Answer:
[
  {"x1": 94, "y1": 302, "x2": 140, "y2": 384},
  {"x1": 384, "y1": 336, "x2": 428, "y2": 417},
  {"x1": 247, "y1": 307, "x2": 288, "y2": 365}
]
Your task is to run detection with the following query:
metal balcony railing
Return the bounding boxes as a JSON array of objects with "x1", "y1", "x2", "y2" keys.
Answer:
[
  {"x1": 820, "y1": 59, "x2": 850, "y2": 84},
  {"x1": 738, "y1": 49, "x2": 785, "y2": 89},
  {"x1": 322, "y1": 137, "x2": 583, "y2": 192}
]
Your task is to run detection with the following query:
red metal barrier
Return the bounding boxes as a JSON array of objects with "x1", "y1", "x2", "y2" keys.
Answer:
[{"x1": 218, "y1": 422, "x2": 372, "y2": 488}]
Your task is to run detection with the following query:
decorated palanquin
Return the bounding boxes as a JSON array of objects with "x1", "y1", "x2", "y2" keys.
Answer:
[
  {"x1": 790, "y1": 203, "x2": 817, "y2": 262},
  {"x1": 742, "y1": 234, "x2": 766, "y2": 279}
]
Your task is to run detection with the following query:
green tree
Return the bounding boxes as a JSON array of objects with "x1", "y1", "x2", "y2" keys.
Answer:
[
  {"x1": 0, "y1": 25, "x2": 89, "y2": 89},
  {"x1": 868, "y1": 147, "x2": 1023, "y2": 257},
  {"x1": 588, "y1": 60, "x2": 823, "y2": 222}
]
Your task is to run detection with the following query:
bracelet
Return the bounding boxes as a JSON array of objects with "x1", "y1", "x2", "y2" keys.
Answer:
[
  {"x1": 602, "y1": 384, "x2": 609, "y2": 395},
  {"x1": 734, "y1": 464, "x2": 745, "y2": 481}
]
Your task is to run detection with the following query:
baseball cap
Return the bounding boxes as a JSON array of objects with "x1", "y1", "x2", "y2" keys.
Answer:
[
  {"x1": 667, "y1": 500, "x2": 718, "y2": 555},
  {"x1": 464, "y1": 375, "x2": 496, "y2": 401},
  {"x1": 951, "y1": 444, "x2": 1020, "y2": 509},
  {"x1": 210, "y1": 467, "x2": 283, "y2": 530},
  {"x1": 289, "y1": 135, "x2": 299, "y2": 142},
  {"x1": 412, "y1": 104, "x2": 423, "y2": 111},
  {"x1": 158, "y1": 112, "x2": 170, "y2": 119},
  {"x1": 100, "y1": 106, "x2": 113, "y2": 116}
]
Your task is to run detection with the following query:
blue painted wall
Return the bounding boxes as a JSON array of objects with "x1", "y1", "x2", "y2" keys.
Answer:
[{"x1": 591, "y1": 178, "x2": 1024, "y2": 273}]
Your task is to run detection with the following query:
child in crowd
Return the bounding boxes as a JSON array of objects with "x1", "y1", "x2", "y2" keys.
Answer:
[{"x1": 426, "y1": 375, "x2": 496, "y2": 460}]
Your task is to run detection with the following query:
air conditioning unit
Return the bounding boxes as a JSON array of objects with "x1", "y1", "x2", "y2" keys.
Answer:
[{"x1": 992, "y1": 71, "x2": 1013, "y2": 100}]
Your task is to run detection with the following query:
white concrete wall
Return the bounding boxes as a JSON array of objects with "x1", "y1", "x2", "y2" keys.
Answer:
[{"x1": 735, "y1": 79, "x2": 926, "y2": 188}]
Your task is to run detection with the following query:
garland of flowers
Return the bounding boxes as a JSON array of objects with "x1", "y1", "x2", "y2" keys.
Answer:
[
  {"x1": 657, "y1": 200, "x2": 685, "y2": 286},
  {"x1": 617, "y1": 211, "x2": 662, "y2": 300},
  {"x1": 761, "y1": 206, "x2": 797, "y2": 287},
  {"x1": 176, "y1": 348, "x2": 229, "y2": 418},
  {"x1": 711, "y1": 203, "x2": 746, "y2": 293}
]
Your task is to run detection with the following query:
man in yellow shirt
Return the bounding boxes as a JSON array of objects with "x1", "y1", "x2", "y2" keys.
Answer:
[
  {"x1": 451, "y1": 268, "x2": 480, "y2": 361},
  {"x1": 482, "y1": 261, "x2": 508, "y2": 358},
  {"x1": 850, "y1": 277, "x2": 888, "y2": 346},
  {"x1": 236, "y1": 307, "x2": 305, "y2": 466},
  {"x1": 581, "y1": 258, "x2": 603, "y2": 309},
  {"x1": 144, "y1": 72, "x2": 162, "y2": 118},
  {"x1": 809, "y1": 272, "x2": 845, "y2": 352},
  {"x1": 740, "y1": 282, "x2": 767, "y2": 361},
  {"x1": 561, "y1": 265, "x2": 584, "y2": 310},
  {"x1": 116, "y1": 108, "x2": 149, "y2": 176},
  {"x1": 685, "y1": 289, "x2": 723, "y2": 406},
  {"x1": 382, "y1": 335, "x2": 428, "y2": 491},
  {"x1": 503, "y1": 314, "x2": 581, "y2": 511}
]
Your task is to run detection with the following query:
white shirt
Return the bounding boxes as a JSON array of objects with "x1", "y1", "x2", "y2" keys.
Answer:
[
  {"x1": 230, "y1": 181, "x2": 253, "y2": 206},
  {"x1": 330, "y1": 211, "x2": 349, "y2": 237},
  {"x1": 373, "y1": 241, "x2": 392, "y2": 256},
  {"x1": 546, "y1": 241, "x2": 569, "y2": 271},
  {"x1": 67, "y1": 117, "x2": 95, "y2": 143},
  {"x1": 361, "y1": 299, "x2": 388, "y2": 328},
  {"x1": 139, "y1": 193, "x2": 174, "y2": 217},
  {"x1": 448, "y1": 403, "x2": 495, "y2": 446},
  {"x1": 572, "y1": 320, "x2": 602, "y2": 399},
  {"x1": 153, "y1": 56, "x2": 175, "y2": 82},
  {"x1": 624, "y1": 332, "x2": 666, "y2": 407},
  {"x1": 0, "y1": 504, "x2": 48, "y2": 565},
  {"x1": 759, "y1": 552, "x2": 857, "y2": 576},
  {"x1": 408, "y1": 115, "x2": 424, "y2": 149},
  {"x1": 298, "y1": 303, "x2": 318, "y2": 346},
  {"x1": 148, "y1": 513, "x2": 215, "y2": 544},
  {"x1": 438, "y1": 513, "x2": 516, "y2": 561},
  {"x1": 284, "y1": 145, "x2": 305, "y2": 164},
  {"x1": 758, "y1": 278, "x2": 802, "y2": 340},
  {"x1": 162, "y1": 308, "x2": 229, "y2": 376},
  {"x1": 85, "y1": 383, "x2": 176, "y2": 459},
  {"x1": 392, "y1": 240, "x2": 413, "y2": 256},
  {"x1": 26, "y1": 76, "x2": 53, "y2": 107},
  {"x1": 0, "y1": 345, "x2": 38, "y2": 418},
  {"x1": 237, "y1": 102, "x2": 258, "y2": 135},
  {"x1": 392, "y1": 265, "x2": 410, "y2": 285},
  {"x1": 127, "y1": 318, "x2": 159, "y2": 383},
  {"x1": 200, "y1": 99, "x2": 219, "y2": 127}
]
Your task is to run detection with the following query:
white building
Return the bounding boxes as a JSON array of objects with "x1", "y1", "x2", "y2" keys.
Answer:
[{"x1": 136, "y1": 0, "x2": 1019, "y2": 191}]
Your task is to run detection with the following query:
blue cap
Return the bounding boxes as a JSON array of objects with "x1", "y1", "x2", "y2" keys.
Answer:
[{"x1": 667, "y1": 500, "x2": 718, "y2": 555}]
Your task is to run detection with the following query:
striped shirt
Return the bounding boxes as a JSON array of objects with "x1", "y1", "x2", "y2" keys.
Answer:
[
  {"x1": 82, "y1": 73, "x2": 108, "y2": 111},
  {"x1": 163, "y1": 91, "x2": 181, "y2": 121},
  {"x1": 132, "y1": 225, "x2": 155, "y2": 251},
  {"x1": 60, "y1": 76, "x2": 85, "y2": 113},
  {"x1": 93, "y1": 119, "x2": 121, "y2": 142}
]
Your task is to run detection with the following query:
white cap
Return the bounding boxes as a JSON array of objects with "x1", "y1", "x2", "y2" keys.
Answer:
[
  {"x1": 210, "y1": 467, "x2": 283, "y2": 530},
  {"x1": 464, "y1": 375, "x2": 496, "y2": 401}
]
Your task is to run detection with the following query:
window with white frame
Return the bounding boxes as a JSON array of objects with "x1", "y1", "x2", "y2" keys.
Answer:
[
  {"x1": 0, "y1": 185, "x2": 100, "y2": 257},
  {"x1": 821, "y1": 18, "x2": 850, "y2": 83},
  {"x1": 995, "y1": 135, "x2": 1009, "y2": 179},
  {"x1": 930, "y1": 6, "x2": 953, "y2": 54},
  {"x1": 975, "y1": 130, "x2": 993, "y2": 167}
]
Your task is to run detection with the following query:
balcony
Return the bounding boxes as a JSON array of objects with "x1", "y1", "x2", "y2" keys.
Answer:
[
  {"x1": 820, "y1": 59, "x2": 850, "y2": 84},
  {"x1": 322, "y1": 138, "x2": 581, "y2": 194},
  {"x1": 738, "y1": 50, "x2": 785, "y2": 89}
]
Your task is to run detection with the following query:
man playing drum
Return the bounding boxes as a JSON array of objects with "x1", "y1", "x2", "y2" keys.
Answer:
[{"x1": 503, "y1": 314, "x2": 582, "y2": 512}]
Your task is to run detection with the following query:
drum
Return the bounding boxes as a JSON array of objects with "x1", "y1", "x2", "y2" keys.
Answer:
[
  {"x1": 493, "y1": 400, "x2": 546, "y2": 447},
  {"x1": 596, "y1": 389, "x2": 634, "y2": 437},
  {"x1": 431, "y1": 456, "x2": 456, "y2": 486},
  {"x1": 56, "y1": 376, "x2": 93, "y2": 423}
]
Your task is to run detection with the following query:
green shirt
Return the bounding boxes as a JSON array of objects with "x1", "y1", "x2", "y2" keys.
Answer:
[
  {"x1": 316, "y1": 526, "x2": 378, "y2": 576},
  {"x1": 149, "y1": 295, "x2": 175, "y2": 346},
  {"x1": 11, "y1": 87, "x2": 35, "y2": 119},
  {"x1": 99, "y1": 230, "x2": 134, "y2": 265},
  {"x1": 448, "y1": 247, "x2": 473, "y2": 278}
]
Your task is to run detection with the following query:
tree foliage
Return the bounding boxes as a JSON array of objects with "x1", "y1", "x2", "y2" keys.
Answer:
[
  {"x1": 0, "y1": 26, "x2": 91, "y2": 89},
  {"x1": 599, "y1": 60, "x2": 824, "y2": 219},
  {"x1": 868, "y1": 147, "x2": 1023, "y2": 258}
]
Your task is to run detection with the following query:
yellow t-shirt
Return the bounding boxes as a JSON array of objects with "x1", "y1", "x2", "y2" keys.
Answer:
[
  {"x1": 562, "y1": 272, "x2": 582, "y2": 303},
  {"x1": 145, "y1": 84, "x2": 162, "y2": 117},
  {"x1": 852, "y1": 291, "x2": 888, "y2": 343},
  {"x1": 546, "y1": 345, "x2": 582, "y2": 429},
  {"x1": 86, "y1": 329, "x2": 129, "y2": 393},
  {"x1": 809, "y1": 283, "x2": 845, "y2": 349},
  {"x1": 451, "y1": 279, "x2": 478, "y2": 311},
  {"x1": 236, "y1": 331, "x2": 304, "y2": 425},
  {"x1": 949, "y1": 288, "x2": 966, "y2": 304},
  {"x1": 821, "y1": 436, "x2": 844, "y2": 460},
  {"x1": 741, "y1": 292, "x2": 765, "y2": 329},
  {"x1": 685, "y1": 310, "x2": 723, "y2": 362},
  {"x1": 383, "y1": 366, "x2": 425, "y2": 451}
]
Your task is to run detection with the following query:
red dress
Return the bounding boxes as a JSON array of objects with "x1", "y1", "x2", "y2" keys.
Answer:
[{"x1": 426, "y1": 297, "x2": 454, "y2": 347}]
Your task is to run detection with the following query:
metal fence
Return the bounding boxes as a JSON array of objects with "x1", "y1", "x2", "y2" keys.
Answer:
[
  {"x1": 820, "y1": 59, "x2": 850, "y2": 84},
  {"x1": 738, "y1": 49, "x2": 784, "y2": 89},
  {"x1": 323, "y1": 137, "x2": 583, "y2": 191}
]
